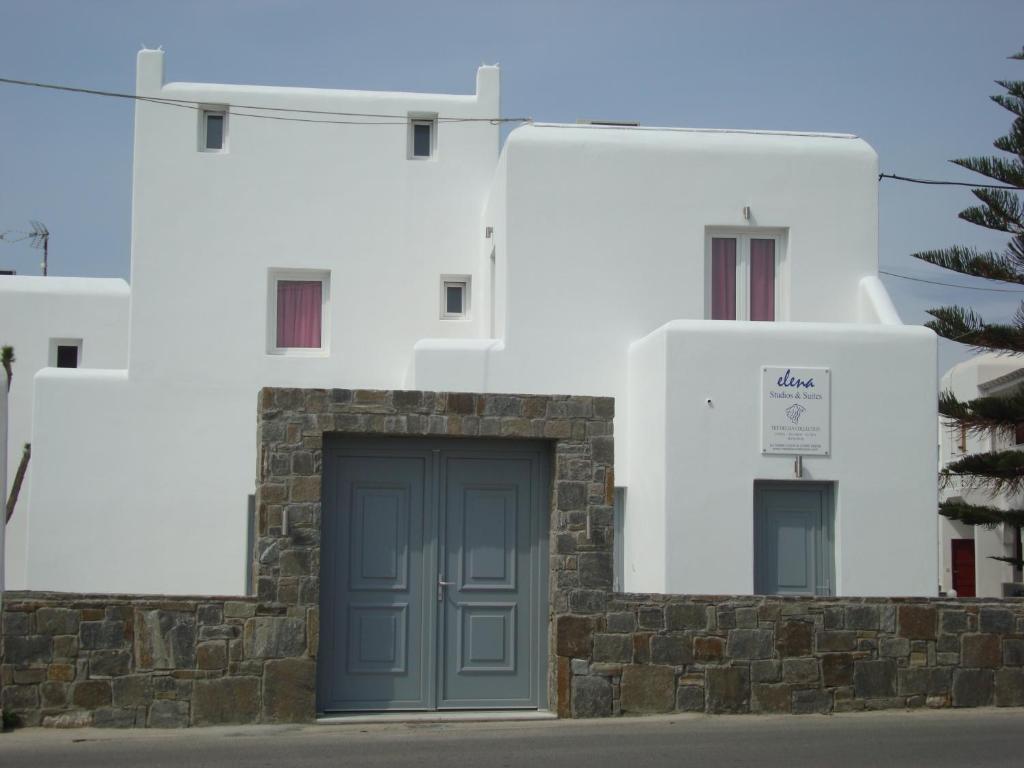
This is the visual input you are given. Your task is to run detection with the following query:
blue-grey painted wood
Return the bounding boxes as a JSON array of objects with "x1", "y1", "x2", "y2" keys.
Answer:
[
  {"x1": 754, "y1": 483, "x2": 834, "y2": 596},
  {"x1": 319, "y1": 438, "x2": 548, "y2": 713},
  {"x1": 319, "y1": 452, "x2": 433, "y2": 711},
  {"x1": 438, "y1": 454, "x2": 540, "y2": 708}
]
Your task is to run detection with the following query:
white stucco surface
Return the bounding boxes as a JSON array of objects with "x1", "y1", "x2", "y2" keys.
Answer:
[
  {"x1": 627, "y1": 319, "x2": 937, "y2": 596},
  {"x1": 412, "y1": 121, "x2": 938, "y2": 596},
  {"x1": 7, "y1": 50, "x2": 938, "y2": 597},
  {"x1": 0, "y1": 276, "x2": 129, "y2": 588},
  {"x1": 17, "y1": 50, "x2": 500, "y2": 594}
]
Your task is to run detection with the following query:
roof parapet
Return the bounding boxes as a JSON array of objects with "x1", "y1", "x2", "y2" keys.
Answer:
[{"x1": 136, "y1": 47, "x2": 165, "y2": 96}]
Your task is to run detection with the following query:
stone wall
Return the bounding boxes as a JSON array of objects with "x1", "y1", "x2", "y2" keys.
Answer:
[
  {"x1": 7, "y1": 388, "x2": 1024, "y2": 726},
  {"x1": 557, "y1": 594, "x2": 1024, "y2": 716},
  {"x1": 0, "y1": 592, "x2": 314, "y2": 727}
]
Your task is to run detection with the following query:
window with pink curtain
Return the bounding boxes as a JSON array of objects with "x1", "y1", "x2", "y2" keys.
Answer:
[
  {"x1": 711, "y1": 237, "x2": 737, "y2": 320},
  {"x1": 276, "y1": 280, "x2": 322, "y2": 348},
  {"x1": 749, "y1": 239, "x2": 776, "y2": 321}
]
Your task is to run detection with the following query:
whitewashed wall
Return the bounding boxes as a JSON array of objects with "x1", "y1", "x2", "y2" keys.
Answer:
[
  {"x1": 16, "y1": 52, "x2": 938, "y2": 598},
  {"x1": 413, "y1": 123, "x2": 938, "y2": 596},
  {"x1": 414, "y1": 124, "x2": 883, "y2": 482},
  {"x1": 0, "y1": 276, "x2": 129, "y2": 588},
  {"x1": 21, "y1": 51, "x2": 499, "y2": 594},
  {"x1": 627, "y1": 318, "x2": 936, "y2": 596}
]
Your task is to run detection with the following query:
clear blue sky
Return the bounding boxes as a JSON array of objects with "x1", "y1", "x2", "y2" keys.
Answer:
[{"x1": 2, "y1": 0, "x2": 1023, "y2": 373}]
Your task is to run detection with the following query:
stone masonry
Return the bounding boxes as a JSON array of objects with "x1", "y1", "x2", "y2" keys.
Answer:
[
  {"x1": 0, "y1": 593, "x2": 313, "y2": 727},
  {"x1": 252, "y1": 388, "x2": 616, "y2": 713},
  {"x1": 5, "y1": 388, "x2": 1024, "y2": 725},
  {"x1": 557, "y1": 595, "x2": 1024, "y2": 716}
]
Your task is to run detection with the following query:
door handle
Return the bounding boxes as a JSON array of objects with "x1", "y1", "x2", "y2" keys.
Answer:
[{"x1": 438, "y1": 576, "x2": 454, "y2": 601}]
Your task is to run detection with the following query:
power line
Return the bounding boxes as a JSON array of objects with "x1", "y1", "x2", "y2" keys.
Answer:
[
  {"x1": 880, "y1": 269, "x2": 1024, "y2": 292},
  {"x1": 0, "y1": 75, "x2": 531, "y2": 126},
  {"x1": 879, "y1": 173, "x2": 1023, "y2": 191}
]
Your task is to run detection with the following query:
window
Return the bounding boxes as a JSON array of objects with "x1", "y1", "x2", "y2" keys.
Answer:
[
  {"x1": 57, "y1": 345, "x2": 79, "y2": 368},
  {"x1": 1015, "y1": 422, "x2": 1024, "y2": 446},
  {"x1": 441, "y1": 275, "x2": 470, "y2": 320},
  {"x1": 707, "y1": 233, "x2": 782, "y2": 321},
  {"x1": 201, "y1": 108, "x2": 227, "y2": 152},
  {"x1": 409, "y1": 115, "x2": 436, "y2": 159},
  {"x1": 267, "y1": 270, "x2": 330, "y2": 355},
  {"x1": 49, "y1": 338, "x2": 82, "y2": 368}
]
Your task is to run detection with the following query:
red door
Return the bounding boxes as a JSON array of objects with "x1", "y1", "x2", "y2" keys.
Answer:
[{"x1": 951, "y1": 539, "x2": 976, "y2": 597}]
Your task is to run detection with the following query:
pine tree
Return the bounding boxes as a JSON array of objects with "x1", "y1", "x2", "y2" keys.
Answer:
[{"x1": 913, "y1": 46, "x2": 1024, "y2": 569}]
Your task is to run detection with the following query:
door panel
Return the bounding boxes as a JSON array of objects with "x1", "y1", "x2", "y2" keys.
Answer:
[
  {"x1": 349, "y1": 486, "x2": 409, "y2": 590},
  {"x1": 755, "y1": 484, "x2": 833, "y2": 596},
  {"x1": 346, "y1": 603, "x2": 408, "y2": 672},
  {"x1": 319, "y1": 453, "x2": 432, "y2": 711},
  {"x1": 771, "y1": 510, "x2": 815, "y2": 592},
  {"x1": 440, "y1": 455, "x2": 539, "y2": 708},
  {"x1": 461, "y1": 486, "x2": 517, "y2": 589}
]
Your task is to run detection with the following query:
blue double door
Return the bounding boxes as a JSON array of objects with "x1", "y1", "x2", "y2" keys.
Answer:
[{"x1": 318, "y1": 438, "x2": 549, "y2": 712}]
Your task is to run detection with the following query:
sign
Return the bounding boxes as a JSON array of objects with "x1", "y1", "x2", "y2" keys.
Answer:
[{"x1": 762, "y1": 366, "x2": 830, "y2": 456}]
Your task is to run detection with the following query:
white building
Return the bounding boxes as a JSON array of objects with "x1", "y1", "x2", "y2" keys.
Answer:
[
  {"x1": 1, "y1": 49, "x2": 937, "y2": 599},
  {"x1": 0, "y1": 276, "x2": 129, "y2": 588},
  {"x1": 938, "y1": 353, "x2": 1024, "y2": 598}
]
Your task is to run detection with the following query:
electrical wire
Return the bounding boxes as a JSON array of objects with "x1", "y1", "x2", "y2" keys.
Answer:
[
  {"x1": 0, "y1": 75, "x2": 531, "y2": 125},
  {"x1": 879, "y1": 173, "x2": 1023, "y2": 191},
  {"x1": 879, "y1": 270, "x2": 1024, "y2": 292}
]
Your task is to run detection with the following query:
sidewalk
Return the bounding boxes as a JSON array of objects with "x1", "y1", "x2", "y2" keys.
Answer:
[{"x1": 3, "y1": 709, "x2": 1024, "y2": 768}]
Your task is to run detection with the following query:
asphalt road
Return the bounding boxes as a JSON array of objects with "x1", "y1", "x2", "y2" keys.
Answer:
[{"x1": 3, "y1": 709, "x2": 1024, "y2": 767}]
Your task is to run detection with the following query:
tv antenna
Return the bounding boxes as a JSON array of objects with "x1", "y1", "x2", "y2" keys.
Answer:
[{"x1": 0, "y1": 220, "x2": 50, "y2": 275}]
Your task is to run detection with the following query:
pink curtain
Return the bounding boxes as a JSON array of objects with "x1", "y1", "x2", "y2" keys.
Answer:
[
  {"x1": 711, "y1": 238, "x2": 737, "y2": 320},
  {"x1": 749, "y1": 239, "x2": 775, "y2": 321},
  {"x1": 277, "y1": 280, "x2": 322, "y2": 348}
]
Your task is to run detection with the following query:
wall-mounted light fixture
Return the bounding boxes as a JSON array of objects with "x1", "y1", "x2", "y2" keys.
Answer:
[{"x1": 743, "y1": 206, "x2": 751, "y2": 221}]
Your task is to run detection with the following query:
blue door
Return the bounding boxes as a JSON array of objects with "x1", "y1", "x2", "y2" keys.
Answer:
[
  {"x1": 318, "y1": 439, "x2": 548, "y2": 712},
  {"x1": 439, "y1": 453, "x2": 542, "y2": 708},
  {"x1": 754, "y1": 483, "x2": 834, "y2": 596}
]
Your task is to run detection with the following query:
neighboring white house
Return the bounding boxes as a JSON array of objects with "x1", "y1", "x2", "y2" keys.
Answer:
[
  {"x1": 1, "y1": 49, "x2": 937, "y2": 598},
  {"x1": 938, "y1": 353, "x2": 1024, "y2": 598},
  {"x1": 0, "y1": 276, "x2": 130, "y2": 588}
]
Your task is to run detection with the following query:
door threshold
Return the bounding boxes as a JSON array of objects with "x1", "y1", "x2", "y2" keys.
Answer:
[{"x1": 317, "y1": 710, "x2": 557, "y2": 725}]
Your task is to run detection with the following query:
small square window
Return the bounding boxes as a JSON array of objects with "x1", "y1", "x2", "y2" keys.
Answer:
[
  {"x1": 446, "y1": 284, "x2": 464, "y2": 314},
  {"x1": 202, "y1": 108, "x2": 227, "y2": 152},
  {"x1": 267, "y1": 270, "x2": 330, "y2": 355},
  {"x1": 49, "y1": 338, "x2": 82, "y2": 368},
  {"x1": 441, "y1": 276, "x2": 470, "y2": 319},
  {"x1": 409, "y1": 116, "x2": 436, "y2": 159},
  {"x1": 413, "y1": 123, "x2": 431, "y2": 157},
  {"x1": 56, "y1": 345, "x2": 78, "y2": 368}
]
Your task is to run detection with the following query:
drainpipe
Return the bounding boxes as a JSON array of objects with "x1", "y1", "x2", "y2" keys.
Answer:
[
  {"x1": 1, "y1": 351, "x2": 8, "y2": 727},
  {"x1": 0, "y1": 356, "x2": 8, "y2": 596}
]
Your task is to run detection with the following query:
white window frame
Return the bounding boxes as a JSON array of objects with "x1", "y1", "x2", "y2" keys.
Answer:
[
  {"x1": 266, "y1": 268, "x2": 330, "y2": 356},
  {"x1": 200, "y1": 106, "x2": 228, "y2": 153},
  {"x1": 408, "y1": 113, "x2": 437, "y2": 160},
  {"x1": 704, "y1": 230, "x2": 786, "y2": 321},
  {"x1": 440, "y1": 275, "x2": 470, "y2": 320},
  {"x1": 49, "y1": 337, "x2": 82, "y2": 368}
]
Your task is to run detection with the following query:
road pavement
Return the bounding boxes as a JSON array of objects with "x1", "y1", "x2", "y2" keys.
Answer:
[{"x1": 2, "y1": 708, "x2": 1023, "y2": 767}]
